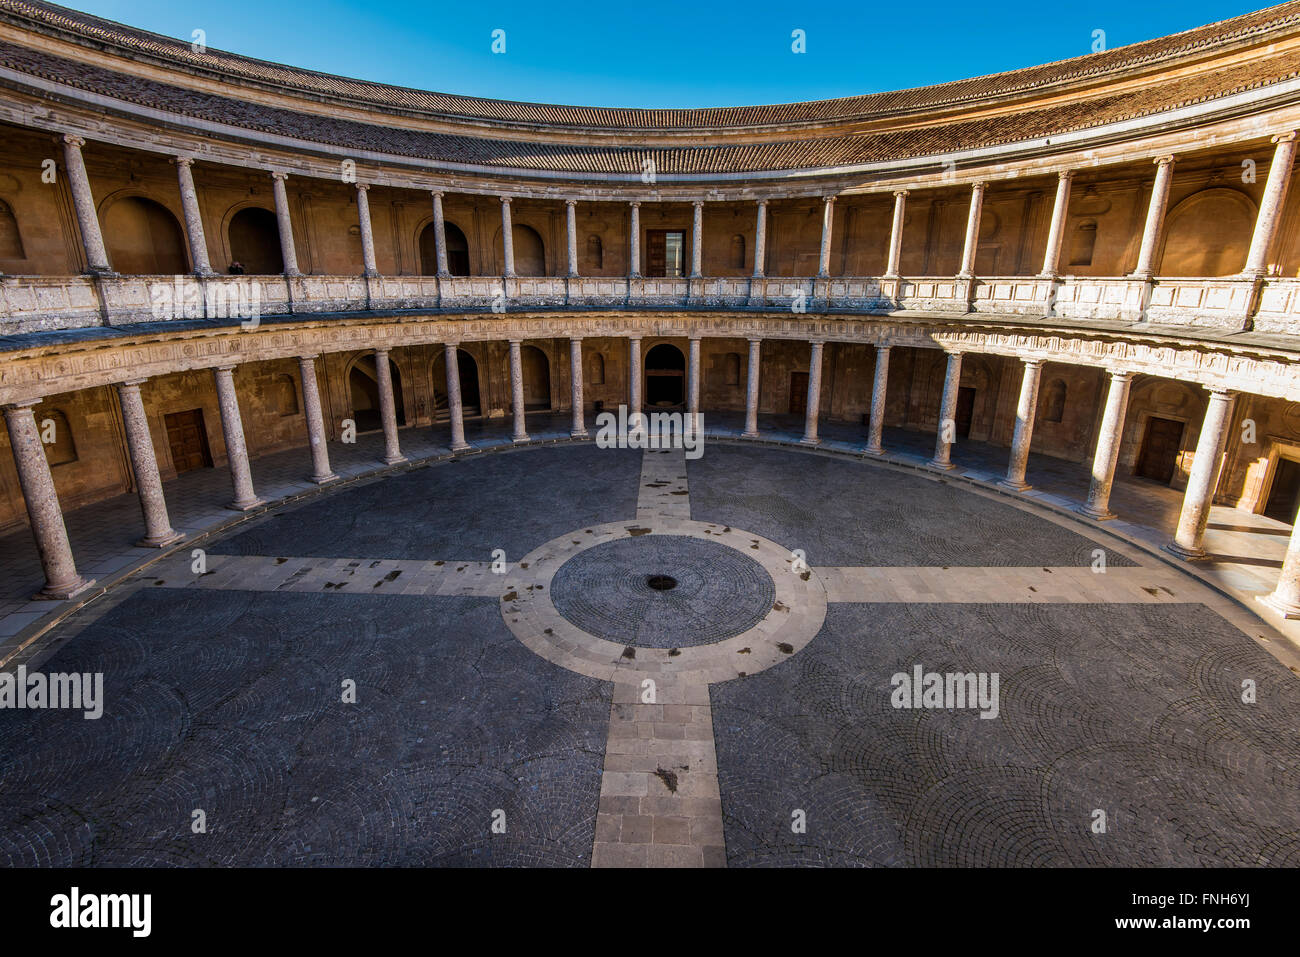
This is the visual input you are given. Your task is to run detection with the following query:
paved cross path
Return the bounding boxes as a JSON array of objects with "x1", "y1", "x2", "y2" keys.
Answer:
[{"x1": 142, "y1": 442, "x2": 1208, "y2": 868}]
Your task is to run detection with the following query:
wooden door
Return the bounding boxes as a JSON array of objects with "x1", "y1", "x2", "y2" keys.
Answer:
[
  {"x1": 164, "y1": 409, "x2": 212, "y2": 473},
  {"x1": 1135, "y1": 417, "x2": 1184, "y2": 484},
  {"x1": 645, "y1": 230, "x2": 667, "y2": 277},
  {"x1": 1265, "y1": 457, "x2": 1300, "y2": 523},
  {"x1": 790, "y1": 372, "x2": 809, "y2": 416}
]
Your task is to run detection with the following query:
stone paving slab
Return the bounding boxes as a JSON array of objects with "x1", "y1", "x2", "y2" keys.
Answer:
[{"x1": 815, "y1": 565, "x2": 1191, "y2": 604}]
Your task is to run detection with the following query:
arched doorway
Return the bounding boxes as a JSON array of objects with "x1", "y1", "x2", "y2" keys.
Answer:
[
  {"x1": 348, "y1": 354, "x2": 406, "y2": 433},
  {"x1": 431, "y1": 349, "x2": 482, "y2": 421},
  {"x1": 103, "y1": 196, "x2": 187, "y2": 274},
  {"x1": 419, "y1": 221, "x2": 471, "y2": 275},
  {"x1": 521, "y1": 345, "x2": 551, "y2": 410},
  {"x1": 645, "y1": 343, "x2": 685, "y2": 409},
  {"x1": 228, "y1": 207, "x2": 283, "y2": 274}
]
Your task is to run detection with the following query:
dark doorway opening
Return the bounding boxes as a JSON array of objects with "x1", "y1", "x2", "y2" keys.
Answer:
[
  {"x1": 165, "y1": 409, "x2": 212, "y2": 473},
  {"x1": 349, "y1": 355, "x2": 406, "y2": 433},
  {"x1": 432, "y1": 350, "x2": 482, "y2": 421},
  {"x1": 228, "y1": 207, "x2": 283, "y2": 275},
  {"x1": 645, "y1": 344, "x2": 685, "y2": 408},
  {"x1": 521, "y1": 345, "x2": 551, "y2": 411},
  {"x1": 1135, "y1": 416, "x2": 1184, "y2": 484},
  {"x1": 419, "y1": 221, "x2": 471, "y2": 276},
  {"x1": 645, "y1": 229, "x2": 685, "y2": 278},
  {"x1": 955, "y1": 387, "x2": 976, "y2": 439},
  {"x1": 789, "y1": 372, "x2": 809, "y2": 416},
  {"x1": 1265, "y1": 457, "x2": 1300, "y2": 523}
]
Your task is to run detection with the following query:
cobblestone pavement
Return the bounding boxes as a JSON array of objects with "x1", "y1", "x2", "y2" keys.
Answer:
[{"x1": 1, "y1": 441, "x2": 1298, "y2": 867}]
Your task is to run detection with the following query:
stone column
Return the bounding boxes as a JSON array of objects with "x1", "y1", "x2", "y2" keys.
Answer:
[
  {"x1": 929, "y1": 351, "x2": 964, "y2": 469},
  {"x1": 817, "y1": 196, "x2": 835, "y2": 278},
  {"x1": 957, "y1": 182, "x2": 986, "y2": 278},
  {"x1": 1243, "y1": 133, "x2": 1298, "y2": 277},
  {"x1": 3, "y1": 402, "x2": 94, "y2": 599},
  {"x1": 116, "y1": 379, "x2": 183, "y2": 547},
  {"x1": 443, "y1": 343, "x2": 469, "y2": 452},
  {"x1": 1079, "y1": 370, "x2": 1134, "y2": 520},
  {"x1": 629, "y1": 336, "x2": 643, "y2": 414},
  {"x1": 1000, "y1": 359, "x2": 1044, "y2": 491},
  {"x1": 691, "y1": 201, "x2": 704, "y2": 278},
  {"x1": 431, "y1": 191, "x2": 450, "y2": 277},
  {"x1": 499, "y1": 197, "x2": 516, "y2": 277},
  {"x1": 570, "y1": 337, "x2": 587, "y2": 438},
  {"x1": 270, "y1": 172, "x2": 301, "y2": 276},
  {"x1": 752, "y1": 201, "x2": 768, "y2": 278},
  {"x1": 801, "y1": 341, "x2": 825, "y2": 445},
  {"x1": 1039, "y1": 172, "x2": 1074, "y2": 277},
  {"x1": 865, "y1": 344, "x2": 891, "y2": 454},
  {"x1": 212, "y1": 365, "x2": 263, "y2": 510},
  {"x1": 1130, "y1": 157, "x2": 1176, "y2": 279},
  {"x1": 355, "y1": 184, "x2": 378, "y2": 277},
  {"x1": 1260, "y1": 514, "x2": 1300, "y2": 618},
  {"x1": 172, "y1": 157, "x2": 213, "y2": 275},
  {"x1": 687, "y1": 337, "x2": 701, "y2": 416},
  {"x1": 743, "y1": 338, "x2": 762, "y2": 438},
  {"x1": 509, "y1": 339, "x2": 529, "y2": 443},
  {"x1": 629, "y1": 202, "x2": 642, "y2": 278},
  {"x1": 1168, "y1": 390, "x2": 1236, "y2": 558},
  {"x1": 565, "y1": 200, "x2": 579, "y2": 278},
  {"x1": 884, "y1": 190, "x2": 907, "y2": 278},
  {"x1": 373, "y1": 348, "x2": 405, "y2": 464},
  {"x1": 61, "y1": 135, "x2": 111, "y2": 274},
  {"x1": 297, "y1": 356, "x2": 337, "y2": 485}
]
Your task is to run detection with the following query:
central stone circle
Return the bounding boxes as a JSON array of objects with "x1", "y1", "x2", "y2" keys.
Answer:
[{"x1": 550, "y1": 535, "x2": 777, "y2": 648}]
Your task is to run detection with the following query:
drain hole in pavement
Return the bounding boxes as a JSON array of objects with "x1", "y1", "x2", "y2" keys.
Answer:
[{"x1": 646, "y1": 575, "x2": 678, "y2": 591}]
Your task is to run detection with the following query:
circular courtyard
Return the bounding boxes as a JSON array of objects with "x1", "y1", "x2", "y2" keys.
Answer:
[{"x1": 0, "y1": 441, "x2": 1297, "y2": 867}]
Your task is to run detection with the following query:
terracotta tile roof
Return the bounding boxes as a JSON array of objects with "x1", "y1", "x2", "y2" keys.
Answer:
[
  {"x1": 0, "y1": 35, "x2": 1295, "y2": 176},
  {"x1": 1, "y1": 0, "x2": 1299, "y2": 132}
]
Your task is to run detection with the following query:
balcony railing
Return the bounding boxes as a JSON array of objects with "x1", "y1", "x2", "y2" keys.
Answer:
[{"x1": 1, "y1": 272, "x2": 1295, "y2": 337}]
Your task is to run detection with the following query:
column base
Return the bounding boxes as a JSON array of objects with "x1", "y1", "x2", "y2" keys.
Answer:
[
  {"x1": 35, "y1": 576, "x2": 96, "y2": 601},
  {"x1": 311, "y1": 472, "x2": 340, "y2": 485},
  {"x1": 571, "y1": 429, "x2": 589, "y2": 440},
  {"x1": 1075, "y1": 503, "x2": 1115, "y2": 521},
  {"x1": 512, "y1": 434, "x2": 530, "y2": 444},
  {"x1": 1164, "y1": 541, "x2": 1208, "y2": 561},
  {"x1": 137, "y1": 529, "x2": 184, "y2": 549},
  {"x1": 863, "y1": 444, "x2": 884, "y2": 456},
  {"x1": 998, "y1": 479, "x2": 1032, "y2": 493},
  {"x1": 741, "y1": 430, "x2": 760, "y2": 439},
  {"x1": 382, "y1": 454, "x2": 407, "y2": 466},
  {"x1": 799, "y1": 436, "x2": 820, "y2": 446},
  {"x1": 227, "y1": 497, "x2": 264, "y2": 512},
  {"x1": 450, "y1": 442, "x2": 471, "y2": 453},
  {"x1": 927, "y1": 459, "x2": 956, "y2": 471},
  {"x1": 1257, "y1": 591, "x2": 1300, "y2": 619}
]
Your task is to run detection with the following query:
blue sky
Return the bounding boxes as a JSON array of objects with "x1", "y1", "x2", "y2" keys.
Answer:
[{"x1": 66, "y1": 0, "x2": 1268, "y2": 107}]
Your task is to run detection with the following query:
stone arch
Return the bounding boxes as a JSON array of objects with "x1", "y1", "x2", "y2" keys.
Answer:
[
  {"x1": 419, "y1": 220, "x2": 470, "y2": 276},
  {"x1": 101, "y1": 194, "x2": 188, "y2": 275},
  {"x1": 431, "y1": 347, "x2": 482, "y2": 420},
  {"x1": 1159, "y1": 188, "x2": 1256, "y2": 277},
  {"x1": 495, "y1": 223, "x2": 546, "y2": 276},
  {"x1": 521, "y1": 345, "x2": 551, "y2": 410},
  {"x1": 347, "y1": 352, "x2": 406, "y2": 432},
  {"x1": 0, "y1": 198, "x2": 25, "y2": 260},
  {"x1": 227, "y1": 206, "x2": 283, "y2": 275},
  {"x1": 645, "y1": 342, "x2": 686, "y2": 408},
  {"x1": 36, "y1": 408, "x2": 77, "y2": 466}
]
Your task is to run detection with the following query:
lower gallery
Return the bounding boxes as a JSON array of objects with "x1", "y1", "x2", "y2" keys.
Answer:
[{"x1": 0, "y1": 0, "x2": 1299, "y2": 868}]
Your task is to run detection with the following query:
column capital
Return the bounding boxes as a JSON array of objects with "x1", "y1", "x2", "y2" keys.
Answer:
[
  {"x1": 629, "y1": 201, "x2": 641, "y2": 208},
  {"x1": 1057, "y1": 169, "x2": 1074, "y2": 183},
  {"x1": 756, "y1": 198, "x2": 769, "y2": 208},
  {"x1": 943, "y1": 348, "x2": 964, "y2": 357},
  {"x1": 118, "y1": 377, "x2": 148, "y2": 389},
  {"x1": 170, "y1": 156, "x2": 196, "y2": 169},
  {"x1": 876, "y1": 341, "x2": 892, "y2": 352},
  {"x1": 570, "y1": 335, "x2": 583, "y2": 344},
  {"x1": 373, "y1": 346, "x2": 391, "y2": 358},
  {"x1": 823, "y1": 195, "x2": 837, "y2": 205},
  {"x1": 355, "y1": 183, "x2": 370, "y2": 193},
  {"x1": 2, "y1": 399, "x2": 39, "y2": 413},
  {"x1": 1207, "y1": 387, "x2": 1237, "y2": 400},
  {"x1": 747, "y1": 336, "x2": 763, "y2": 345},
  {"x1": 1022, "y1": 356, "x2": 1045, "y2": 367},
  {"x1": 1107, "y1": 368, "x2": 1134, "y2": 382},
  {"x1": 693, "y1": 199, "x2": 704, "y2": 208},
  {"x1": 1153, "y1": 155, "x2": 1176, "y2": 169},
  {"x1": 629, "y1": 334, "x2": 643, "y2": 342},
  {"x1": 298, "y1": 353, "x2": 320, "y2": 363},
  {"x1": 970, "y1": 180, "x2": 988, "y2": 192},
  {"x1": 213, "y1": 362, "x2": 239, "y2": 373},
  {"x1": 499, "y1": 195, "x2": 512, "y2": 206},
  {"x1": 430, "y1": 189, "x2": 445, "y2": 199},
  {"x1": 59, "y1": 133, "x2": 86, "y2": 148},
  {"x1": 565, "y1": 198, "x2": 578, "y2": 207},
  {"x1": 1273, "y1": 131, "x2": 1298, "y2": 145},
  {"x1": 893, "y1": 189, "x2": 909, "y2": 199},
  {"x1": 443, "y1": 340, "x2": 460, "y2": 351},
  {"x1": 508, "y1": 338, "x2": 523, "y2": 346},
  {"x1": 270, "y1": 170, "x2": 290, "y2": 182}
]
